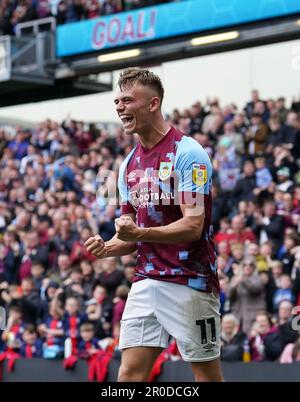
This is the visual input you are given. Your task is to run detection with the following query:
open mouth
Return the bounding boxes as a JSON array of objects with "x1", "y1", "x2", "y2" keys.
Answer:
[{"x1": 120, "y1": 115, "x2": 134, "y2": 126}]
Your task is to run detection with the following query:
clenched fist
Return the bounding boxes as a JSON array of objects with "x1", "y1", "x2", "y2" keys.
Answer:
[
  {"x1": 115, "y1": 216, "x2": 145, "y2": 242},
  {"x1": 84, "y1": 235, "x2": 107, "y2": 258}
]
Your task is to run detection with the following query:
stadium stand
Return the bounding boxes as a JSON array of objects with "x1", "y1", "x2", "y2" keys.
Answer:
[
  {"x1": 0, "y1": 91, "x2": 300, "y2": 368},
  {"x1": 0, "y1": 0, "x2": 178, "y2": 35}
]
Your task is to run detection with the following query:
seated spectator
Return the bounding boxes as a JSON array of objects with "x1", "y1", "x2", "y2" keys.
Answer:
[
  {"x1": 213, "y1": 136, "x2": 240, "y2": 193},
  {"x1": 31, "y1": 262, "x2": 46, "y2": 292},
  {"x1": 53, "y1": 218, "x2": 78, "y2": 254},
  {"x1": 220, "y1": 313, "x2": 248, "y2": 362},
  {"x1": 63, "y1": 267, "x2": 86, "y2": 305},
  {"x1": 77, "y1": 322, "x2": 100, "y2": 358},
  {"x1": 38, "y1": 297, "x2": 64, "y2": 359},
  {"x1": 233, "y1": 112, "x2": 248, "y2": 136},
  {"x1": 214, "y1": 218, "x2": 231, "y2": 245},
  {"x1": 254, "y1": 156, "x2": 273, "y2": 195},
  {"x1": 1, "y1": 229, "x2": 20, "y2": 284},
  {"x1": 280, "y1": 330, "x2": 300, "y2": 363},
  {"x1": 227, "y1": 243, "x2": 244, "y2": 275},
  {"x1": 19, "y1": 231, "x2": 49, "y2": 282},
  {"x1": 277, "y1": 193, "x2": 300, "y2": 229},
  {"x1": 112, "y1": 285, "x2": 129, "y2": 340},
  {"x1": 20, "y1": 324, "x2": 43, "y2": 358},
  {"x1": 246, "y1": 242, "x2": 268, "y2": 272},
  {"x1": 63, "y1": 296, "x2": 87, "y2": 355},
  {"x1": 122, "y1": 262, "x2": 136, "y2": 288},
  {"x1": 8, "y1": 130, "x2": 29, "y2": 160},
  {"x1": 252, "y1": 200, "x2": 285, "y2": 253},
  {"x1": 211, "y1": 185, "x2": 231, "y2": 232},
  {"x1": 277, "y1": 233, "x2": 298, "y2": 275},
  {"x1": 49, "y1": 253, "x2": 72, "y2": 286},
  {"x1": 259, "y1": 260, "x2": 283, "y2": 313},
  {"x1": 263, "y1": 300, "x2": 298, "y2": 360},
  {"x1": 188, "y1": 102, "x2": 204, "y2": 135},
  {"x1": 85, "y1": 284, "x2": 113, "y2": 340},
  {"x1": 222, "y1": 121, "x2": 244, "y2": 155},
  {"x1": 80, "y1": 260, "x2": 96, "y2": 299},
  {"x1": 1, "y1": 305, "x2": 24, "y2": 351},
  {"x1": 69, "y1": 228, "x2": 97, "y2": 265},
  {"x1": 97, "y1": 257, "x2": 124, "y2": 301},
  {"x1": 228, "y1": 258, "x2": 266, "y2": 335},
  {"x1": 18, "y1": 278, "x2": 41, "y2": 324},
  {"x1": 245, "y1": 113, "x2": 268, "y2": 156},
  {"x1": 276, "y1": 167, "x2": 294, "y2": 193},
  {"x1": 265, "y1": 116, "x2": 285, "y2": 154},
  {"x1": 272, "y1": 274, "x2": 295, "y2": 313},
  {"x1": 259, "y1": 241, "x2": 275, "y2": 269},
  {"x1": 249, "y1": 311, "x2": 277, "y2": 361},
  {"x1": 217, "y1": 214, "x2": 256, "y2": 254}
]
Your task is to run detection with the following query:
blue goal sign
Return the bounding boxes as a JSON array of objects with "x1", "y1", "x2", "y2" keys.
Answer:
[{"x1": 56, "y1": 0, "x2": 300, "y2": 57}]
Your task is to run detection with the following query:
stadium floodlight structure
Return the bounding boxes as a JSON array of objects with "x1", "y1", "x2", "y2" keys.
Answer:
[{"x1": 0, "y1": 17, "x2": 113, "y2": 107}]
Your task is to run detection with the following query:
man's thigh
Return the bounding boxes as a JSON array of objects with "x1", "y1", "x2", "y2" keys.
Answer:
[
  {"x1": 119, "y1": 280, "x2": 169, "y2": 349},
  {"x1": 155, "y1": 281, "x2": 221, "y2": 362}
]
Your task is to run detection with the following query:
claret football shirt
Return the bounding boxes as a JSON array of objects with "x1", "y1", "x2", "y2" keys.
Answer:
[{"x1": 118, "y1": 126, "x2": 219, "y2": 293}]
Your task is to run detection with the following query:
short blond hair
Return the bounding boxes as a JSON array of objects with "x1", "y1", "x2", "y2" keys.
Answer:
[{"x1": 118, "y1": 67, "x2": 164, "y2": 102}]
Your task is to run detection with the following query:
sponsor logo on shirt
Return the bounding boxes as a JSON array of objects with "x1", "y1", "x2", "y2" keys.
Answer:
[{"x1": 192, "y1": 164, "x2": 207, "y2": 186}]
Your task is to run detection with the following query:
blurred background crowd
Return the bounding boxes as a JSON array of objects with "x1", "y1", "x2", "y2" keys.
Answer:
[
  {"x1": 0, "y1": 89, "x2": 300, "y2": 363},
  {"x1": 0, "y1": 0, "x2": 178, "y2": 35}
]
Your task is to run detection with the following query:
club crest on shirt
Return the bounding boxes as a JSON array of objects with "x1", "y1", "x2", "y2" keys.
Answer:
[
  {"x1": 158, "y1": 161, "x2": 172, "y2": 181},
  {"x1": 127, "y1": 171, "x2": 136, "y2": 182},
  {"x1": 129, "y1": 190, "x2": 139, "y2": 209},
  {"x1": 192, "y1": 163, "x2": 207, "y2": 186}
]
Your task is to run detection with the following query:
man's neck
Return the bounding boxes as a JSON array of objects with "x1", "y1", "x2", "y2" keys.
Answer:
[{"x1": 138, "y1": 120, "x2": 171, "y2": 150}]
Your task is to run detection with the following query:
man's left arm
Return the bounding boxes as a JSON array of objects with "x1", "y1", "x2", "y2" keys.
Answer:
[{"x1": 115, "y1": 204, "x2": 205, "y2": 244}]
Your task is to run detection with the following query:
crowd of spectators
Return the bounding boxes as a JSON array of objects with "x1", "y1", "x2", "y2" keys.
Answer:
[
  {"x1": 0, "y1": 0, "x2": 178, "y2": 35},
  {"x1": 0, "y1": 89, "x2": 300, "y2": 365}
]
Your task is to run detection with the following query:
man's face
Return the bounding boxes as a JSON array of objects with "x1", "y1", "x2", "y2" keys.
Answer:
[
  {"x1": 279, "y1": 302, "x2": 292, "y2": 320},
  {"x1": 22, "y1": 280, "x2": 33, "y2": 296},
  {"x1": 244, "y1": 162, "x2": 255, "y2": 176},
  {"x1": 256, "y1": 315, "x2": 270, "y2": 334},
  {"x1": 114, "y1": 83, "x2": 159, "y2": 135},
  {"x1": 264, "y1": 203, "x2": 275, "y2": 216},
  {"x1": 232, "y1": 216, "x2": 244, "y2": 231},
  {"x1": 58, "y1": 255, "x2": 70, "y2": 271},
  {"x1": 222, "y1": 320, "x2": 235, "y2": 336},
  {"x1": 27, "y1": 233, "x2": 39, "y2": 249}
]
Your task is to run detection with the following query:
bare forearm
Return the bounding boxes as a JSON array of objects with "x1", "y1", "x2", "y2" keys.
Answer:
[
  {"x1": 105, "y1": 234, "x2": 137, "y2": 257},
  {"x1": 138, "y1": 216, "x2": 204, "y2": 244}
]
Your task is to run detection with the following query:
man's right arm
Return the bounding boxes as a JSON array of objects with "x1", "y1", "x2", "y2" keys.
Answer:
[{"x1": 84, "y1": 213, "x2": 137, "y2": 258}]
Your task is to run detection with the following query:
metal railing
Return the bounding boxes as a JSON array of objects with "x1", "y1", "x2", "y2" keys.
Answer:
[
  {"x1": 0, "y1": 36, "x2": 11, "y2": 82},
  {"x1": 15, "y1": 17, "x2": 56, "y2": 37}
]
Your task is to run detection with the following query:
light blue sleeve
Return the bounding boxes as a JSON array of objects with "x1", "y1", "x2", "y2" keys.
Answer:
[{"x1": 174, "y1": 136, "x2": 212, "y2": 195}]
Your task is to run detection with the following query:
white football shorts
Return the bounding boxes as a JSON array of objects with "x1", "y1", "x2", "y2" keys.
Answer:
[{"x1": 119, "y1": 278, "x2": 221, "y2": 362}]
